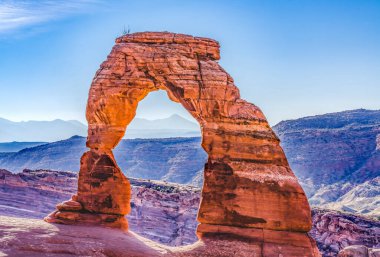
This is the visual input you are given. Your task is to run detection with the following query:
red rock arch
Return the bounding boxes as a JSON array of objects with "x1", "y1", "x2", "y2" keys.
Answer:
[{"x1": 46, "y1": 32, "x2": 319, "y2": 255}]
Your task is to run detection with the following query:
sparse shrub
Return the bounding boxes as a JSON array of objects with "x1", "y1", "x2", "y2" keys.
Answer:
[{"x1": 121, "y1": 25, "x2": 131, "y2": 36}]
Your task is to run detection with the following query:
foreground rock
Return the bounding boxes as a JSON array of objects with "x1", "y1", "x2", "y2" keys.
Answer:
[
  {"x1": 1, "y1": 169, "x2": 379, "y2": 256},
  {"x1": 338, "y1": 245, "x2": 380, "y2": 257},
  {"x1": 0, "y1": 215, "x2": 322, "y2": 257}
]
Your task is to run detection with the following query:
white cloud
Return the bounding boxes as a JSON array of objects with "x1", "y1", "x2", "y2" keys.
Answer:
[{"x1": 0, "y1": 0, "x2": 101, "y2": 34}]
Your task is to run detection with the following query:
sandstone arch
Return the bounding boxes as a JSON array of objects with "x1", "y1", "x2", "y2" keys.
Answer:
[{"x1": 46, "y1": 32, "x2": 320, "y2": 256}]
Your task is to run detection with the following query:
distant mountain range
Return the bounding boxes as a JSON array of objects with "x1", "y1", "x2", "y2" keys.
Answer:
[
  {"x1": 0, "y1": 109, "x2": 378, "y2": 217},
  {"x1": 0, "y1": 114, "x2": 200, "y2": 143},
  {"x1": 0, "y1": 141, "x2": 46, "y2": 152},
  {"x1": 0, "y1": 118, "x2": 87, "y2": 142},
  {"x1": 0, "y1": 136, "x2": 207, "y2": 186},
  {"x1": 273, "y1": 109, "x2": 380, "y2": 216},
  {"x1": 125, "y1": 114, "x2": 200, "y2": 139}
]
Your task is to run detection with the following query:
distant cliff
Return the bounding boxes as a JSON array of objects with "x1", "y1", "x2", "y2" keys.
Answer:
[
  {"x1": 0, "y1": 118, "x2": 87, "y2": 142},
  {"x1": 0, "y1": 169, "x2": 198, "y2": 246},
  {"x1": 273, "y1": 109, "x2": 380, "y2": 216},
  {"x1": 0, "y1": 136, "x2": 207, "y2": 186},
  {"x1": 0, "y1": 109, "x2": 379, "y2": 216}
]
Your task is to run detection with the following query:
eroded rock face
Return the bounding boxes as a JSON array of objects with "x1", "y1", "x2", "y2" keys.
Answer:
[
  {"x1": 45, "y1": 32, "x2": 317, "y2": 255},
  {"x1": 311, "y1": 209, "x2": 380, "y2": 256},
  {"x1": 2, "y1": 169, "x2": 379, "y2": 255},
  {"x1": 338, "y1": 245, "x2": 380, "y2": 257},
  {"x1": 128, "y1": 178, "x2": 200, "y2": 246},
  {"x1": 273, "y1": 109, "x2": 380, "y2": 217}
]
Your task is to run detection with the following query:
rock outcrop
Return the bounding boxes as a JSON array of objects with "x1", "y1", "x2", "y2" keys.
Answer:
[
  {"x1": 273, "y1": 109, "x2": 380, "y2": 217},
  {"x1": 1, "y1": 169, "x2": 379, "y2": 255},
  {"x1": 0, "y1": 169, "x2": 76, "y2": 218},
  {"x1": 128, "y1": 178, "x2": 200, "y2": 246},
  {"x1": 0, "y1": 169, "x2": 199, "y2": 246},
  {"x1": 44, "y1": 32, "x2": 318, "y2": 255},
  {"x1": 310, "y1": 209, "x2": 380, "y2": 256},
  {"x1": 338, "y1": 245, "x2": 380, "y2": 257}
]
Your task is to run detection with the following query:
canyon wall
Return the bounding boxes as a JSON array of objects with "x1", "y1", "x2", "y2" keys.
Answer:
[{"x1": 274, "y1": 109, "x2": 380, "y2": 217}]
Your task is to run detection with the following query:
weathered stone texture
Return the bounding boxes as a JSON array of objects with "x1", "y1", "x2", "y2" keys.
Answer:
[{"x1": 45, "y1": 32, "x2": 319, "y2": 256}]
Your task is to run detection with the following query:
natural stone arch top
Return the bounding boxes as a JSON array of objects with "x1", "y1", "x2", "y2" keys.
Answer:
[
  {"x1": 87, "y1": 32, "x2": 259, "y2": 152},
  {"x1": 46, "y1": 32, "x2": 316, "y2": 254}
]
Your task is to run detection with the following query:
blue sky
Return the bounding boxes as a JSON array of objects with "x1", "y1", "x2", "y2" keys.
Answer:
[{"x1": 0, "y1": 0, "x2": 379, "y2": 125}]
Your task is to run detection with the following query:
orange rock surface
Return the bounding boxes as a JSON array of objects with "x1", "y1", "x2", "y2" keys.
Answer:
[{"x1": 45, "y1": 32, "x2": 320, "y2": 256}]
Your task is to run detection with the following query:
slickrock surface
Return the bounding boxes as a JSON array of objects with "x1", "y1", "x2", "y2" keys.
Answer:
[
  {"x1": 45, "y1": 32, "x2": 316, "y2": 255},
  {"x1": 0, "y1": 215, "x2": 168, "y2": 257},
  {"x1": 0, "y1": 215, "x2": 322, "y2": 257}
]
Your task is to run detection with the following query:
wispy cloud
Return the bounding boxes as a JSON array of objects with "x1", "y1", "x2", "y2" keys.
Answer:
[{"x1": 0, "y1": 0, "x2": 101, "y2": 34}]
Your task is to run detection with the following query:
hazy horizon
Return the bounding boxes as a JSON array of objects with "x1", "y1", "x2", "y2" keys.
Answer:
[{"x1": 2, "y1": 105, "x2": 380, "y2": 127}]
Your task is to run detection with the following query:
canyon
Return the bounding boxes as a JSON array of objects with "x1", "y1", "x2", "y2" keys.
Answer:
[
  {"x1": 0, "y1": 169, "x2": 379, "y2": 256},
  {"x1": 0, "y1": 169, "x2": 199, "y2": 246},
  {"x1": 274, "y1": 109, "x2": 380, "y2": 217},
  {"x1": 0, "y1": 136, "x2": 207, "y2": 186},
  {"x1": 0, "y1": 109, "x2": 379, "y2": 218}
]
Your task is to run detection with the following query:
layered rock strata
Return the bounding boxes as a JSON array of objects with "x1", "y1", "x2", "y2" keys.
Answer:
[
  {"x1": 273, "y1": 109, "x2": 380, "y2": 217},
  {"x1": 2, "y1": 169, "x2": 379, "y2": 255},
  {"x1": 338, "y1": 245, "x2": 380, "y2": 257},
  {"x1": 310, "y1": 209, "x2": 380, "y2": 257},
  {"x1": 45, "y1": 32, "x2": 318, "y2": 255},
  {"x1": 0, "y1": 169, "x2": 199, "y2": 246}
]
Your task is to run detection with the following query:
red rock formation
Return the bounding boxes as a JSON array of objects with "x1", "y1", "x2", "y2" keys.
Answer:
[
  {"x1": 45, "y1": 32, "x2": 319, "y2": 255},
  {"x1": 3, "y1": 169, "x2": 379, "y2": 255}
]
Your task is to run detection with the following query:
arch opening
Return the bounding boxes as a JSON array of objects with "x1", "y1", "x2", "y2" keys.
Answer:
[
  {"x1": 118, "y1": 90, "x2": 206, "y2": 246},
  {"x1": 114, "y1": 90, "x2": 205, "y2": 184},
  {"x1": 91, "y1": 88, "x2": 207, "y2": 246},
  {"x1": 120, "y1": 89, "x2": 201, "y2": 139}
]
